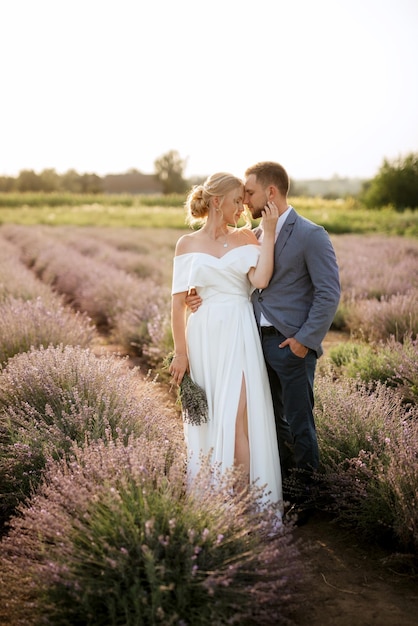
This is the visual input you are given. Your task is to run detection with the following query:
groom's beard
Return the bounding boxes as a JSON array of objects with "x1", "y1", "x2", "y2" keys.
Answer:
[
  {"x1": 251, "y1": 200, "x2": 268, "y2": 220},
  {"x1": 251, "y1": 206, "x2": 263, "y2": 220},
  {"x1": 250, "y1": 194, "x2": 269, "y2": 220}
]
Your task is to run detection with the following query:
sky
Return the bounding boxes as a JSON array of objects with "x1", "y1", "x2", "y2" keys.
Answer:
[{"x1": 1, "y1": 0, "x2": 417, "y2": 181}]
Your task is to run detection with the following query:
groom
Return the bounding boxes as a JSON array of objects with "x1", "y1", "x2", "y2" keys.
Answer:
[
  {"x1": 243, "y1": 162, "x2": 340, "y2": 503},
  {"x1": 188, "y1": 161, "x2": 340, "y2": 515}
]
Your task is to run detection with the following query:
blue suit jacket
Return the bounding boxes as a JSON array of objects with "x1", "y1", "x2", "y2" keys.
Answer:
[{"x1": 251, "y1": 207, "x2": 341, "y2": 357}]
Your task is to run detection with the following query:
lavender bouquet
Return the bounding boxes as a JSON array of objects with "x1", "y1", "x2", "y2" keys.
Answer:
[{"x1": 165, "y1": 352, "x2": 208, "y2": 426}]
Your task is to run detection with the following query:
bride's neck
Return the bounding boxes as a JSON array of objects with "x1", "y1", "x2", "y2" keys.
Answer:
[{"x1": 202, "y1": 220, "x2": 229, "y2": 240}]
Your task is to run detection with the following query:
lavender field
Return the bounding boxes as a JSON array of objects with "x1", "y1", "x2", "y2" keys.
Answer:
[{"x1": 0, "y1": 223, "x2": 417, "y2": 625}]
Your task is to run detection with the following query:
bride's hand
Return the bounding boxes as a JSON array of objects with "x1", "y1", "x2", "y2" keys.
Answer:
[
  {"x1": 169, "y1": 354, "x2": 189, "y2": 385},
  {"x1": 262, "y1": 201, "x2": 279, "y2": 233}
]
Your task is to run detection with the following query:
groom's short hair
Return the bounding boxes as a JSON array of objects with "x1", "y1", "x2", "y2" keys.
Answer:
[{"x1": 245, "y1": 162, "x2": 290, "y2": 196}]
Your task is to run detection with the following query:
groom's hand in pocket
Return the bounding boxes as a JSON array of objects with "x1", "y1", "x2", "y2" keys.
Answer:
[{"x1": 279, "y1": 337, "x2": 309, "y2": 358}]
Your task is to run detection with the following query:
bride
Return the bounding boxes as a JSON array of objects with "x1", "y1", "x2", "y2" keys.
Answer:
[{"x1": 169, "y1": 172, "x2": 282, "y2": 510}]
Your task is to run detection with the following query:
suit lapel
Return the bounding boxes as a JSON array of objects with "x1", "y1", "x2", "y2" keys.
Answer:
[{"x1": 275, "y1": 208, "x2": 296, "y2": 256}]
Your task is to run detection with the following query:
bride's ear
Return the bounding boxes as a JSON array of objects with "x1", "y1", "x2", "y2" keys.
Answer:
[{"x1": 212, "y1": 196, "x2": 221, "y2": 210}]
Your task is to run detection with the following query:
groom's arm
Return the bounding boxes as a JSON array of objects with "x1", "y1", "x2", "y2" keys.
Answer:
[{"x1": 294, "y1": 228, "x2": 340, "y2": 350}]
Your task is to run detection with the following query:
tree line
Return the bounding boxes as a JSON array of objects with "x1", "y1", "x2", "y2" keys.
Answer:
[
  {"x1": 1, "y1": 150, "x2": 417, "y2": 210},
  {"x1": 0, "y1": 150, "x2": 189, "y2": 196}
]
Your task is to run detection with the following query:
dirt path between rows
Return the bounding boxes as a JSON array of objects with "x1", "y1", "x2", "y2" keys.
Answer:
[{"x1": 293, "y1": 510, "x2": 417, "y2": 626}]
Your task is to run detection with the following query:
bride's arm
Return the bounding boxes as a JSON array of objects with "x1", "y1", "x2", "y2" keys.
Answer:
[
  {"x1": 169, "y1": 291, "x2": 189, "y2": 385},
  {"x1": 248, "y1": 202, "x2": 279, "y2": 289}
]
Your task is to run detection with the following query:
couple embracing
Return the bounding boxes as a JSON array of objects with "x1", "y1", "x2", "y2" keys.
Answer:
[{"x1": 169, "y1": 161, "x2": 341, "y2": 522}]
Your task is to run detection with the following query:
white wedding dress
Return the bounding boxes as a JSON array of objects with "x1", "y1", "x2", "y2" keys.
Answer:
[{"x1": 172, "y1": 245, "x2": 282, "y2": 507}]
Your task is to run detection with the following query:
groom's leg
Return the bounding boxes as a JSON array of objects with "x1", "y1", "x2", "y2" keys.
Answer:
[
  {"x1": 263, "y1": 343, "x2": 296, "y2": 481},
  {"x1": 263, "y1": 334, "x2": 319, "y2": 473}
]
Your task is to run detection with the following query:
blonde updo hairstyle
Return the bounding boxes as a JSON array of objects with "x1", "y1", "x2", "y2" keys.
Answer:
[{"x1": 185, "y1": 172, "x2": 244, "y2": 227}]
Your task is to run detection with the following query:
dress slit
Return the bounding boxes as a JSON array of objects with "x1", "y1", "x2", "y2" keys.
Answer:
[{"x1": 234, "y1": 374, "x2": 250, "y2": 483}]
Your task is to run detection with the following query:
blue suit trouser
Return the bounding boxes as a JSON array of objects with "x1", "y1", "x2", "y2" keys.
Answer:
[{"x1": 261, "y1": 330, "x2": 319, "y2": 482}]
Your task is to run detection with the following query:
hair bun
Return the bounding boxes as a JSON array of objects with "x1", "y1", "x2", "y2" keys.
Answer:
[{"x1": 185, "y1": 172, "x2": 243, "y2": 226}]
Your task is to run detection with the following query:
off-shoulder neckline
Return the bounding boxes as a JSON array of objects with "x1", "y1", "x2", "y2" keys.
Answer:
[{"x1": 174, "y1": 244, "x2": 260, "y2": 261}]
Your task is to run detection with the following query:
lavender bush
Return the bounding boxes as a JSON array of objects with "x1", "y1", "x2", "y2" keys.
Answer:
[
  {"x1": 331, "y1": 235, "x2": 418, "y2": 339},
  {"x1": 0, "y1": 296, "x2": 96, "y2": 365},
  {"x1": 5, "y1": 225, "x2": 418, "y2": 351},
  {"x1": 2, "y1": 224, "x2": 172, "y2": 358},
  {"x1": 113, "y1": 284, "x2": 172, "y2": 363},
  {"x1": 82, "y1": 225, "x2": 184, "y2": 285},
  {"x1": 0, "y1": 234, "x2": 58, "y2": 303},
  {"x1": 3, "y1": 226, "x2": 138, "y2": 326},
  {"x1": 51, "y1": 226, "x2": 165, "y2": 281},
  {"x1": 343, "y1": 291, "x2": 418, "y2": 342},
  {"x1": 0, "y1": 344, "x2": 181, "y2": 527},
  {"x1": 332, "y1": 235, "x2": 418, "y2": 301},
  {"x1": 314, "y1": 374, "x2": 418, "y2": 550},
  {"x1": 0, "y1": 438, "x2": 305, "y2": 626},
  {"x1": 326, "y1": 334, "x2": 418, "y2": 404},
  {"x1": 2, "y1": 224, "x2": 418, "y2": 559}
]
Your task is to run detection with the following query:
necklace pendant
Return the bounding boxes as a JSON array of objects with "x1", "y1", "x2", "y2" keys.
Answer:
[{"x1": 223, "y1": 242, "x2": 228, "y2": 248}]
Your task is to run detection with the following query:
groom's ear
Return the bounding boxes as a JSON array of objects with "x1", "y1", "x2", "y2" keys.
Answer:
[
  {"x1": 268, "y1": 185, "x2": 282, "y2": 201},
  {"x1": 265, "y1": 185, "x2": 274, "y2": 201}
]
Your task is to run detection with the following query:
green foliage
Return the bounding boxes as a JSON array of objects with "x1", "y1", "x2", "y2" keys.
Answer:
[
  {"x1": 360, "y1": 152, "x2": 418, "y2": 211},
  {"x1": 328, "y1": 341, "x2": 398, "y2": 385},
  {"x1": 154, "y1": 150, "x2": 188, "y2": 194},
  {"x1": 5, "y1": 169, "x2": 104, "y2": 194},
  {"x1": 327, "y1": 335, "x2": 418, "y2": 405},
  {"x1": 0, "y1": 191, "x2": 142, "y2": 208},
  {"x1": 1, "y1": 193, "x2": 418, "y2": 234},
  {"x1": 0, "y1": 191, "x2": 187, "y2": 209},
  {"x1": 138, "y1": 193, "x2": 186, "y2": 207}
]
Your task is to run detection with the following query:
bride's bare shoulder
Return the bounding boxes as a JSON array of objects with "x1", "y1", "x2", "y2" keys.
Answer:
[
  {"x1": 237, "y1": 227, "x2": 259, "y2": 245},
  {"x1": 175, "y1": 231, "x2": 202, "y2": 255}
]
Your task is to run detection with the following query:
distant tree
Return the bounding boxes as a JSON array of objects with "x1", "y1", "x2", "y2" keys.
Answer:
[
  {"x1": 16, "y1": 169, "x2": 43, "y2": 192},
  {"x1": 39, "y1": 168, "x2": 60, "y2": 192},
  {"x1": 0, "y1": 176, "x2": 15, "y2": 192},
  {"x1": 61, "y1": 169, "x2": 84, "y2": 193},
  {"x1": 154, "y1": 150, "x2": 188, "y2": 194},
  {"x1": 79, "y1": 173, "x2": 103, "y2": 194},
  {"x1": 360, "y1": 152, "x2": 418, "y2": 211}
]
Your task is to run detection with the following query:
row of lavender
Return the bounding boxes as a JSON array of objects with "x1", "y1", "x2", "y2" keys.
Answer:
[
  {"x1": 0, "y1": 224, "x2": 417, "y2": 623},
  {"x1": 2, "y1": 224, "x2": 417, "y2": 404},
  {"x1": 0, "y1": 226, "x2": 306, "y2": 625},
  {"x1": 4, "y1": 225, "x2": 418, "y2": 353}
]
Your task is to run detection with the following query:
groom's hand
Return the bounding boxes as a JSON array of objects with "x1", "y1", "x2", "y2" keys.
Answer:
[
  {"x1": 279, "y1": 337, "x2": 309, "y2": 358},
  {"x1": 185, "y1": 287, "x2": 202, "y2": 313}
]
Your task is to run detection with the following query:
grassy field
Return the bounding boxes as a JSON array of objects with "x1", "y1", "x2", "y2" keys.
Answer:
[{"x1": 0, "y1": 192, "x2": 417, "y2": 235}]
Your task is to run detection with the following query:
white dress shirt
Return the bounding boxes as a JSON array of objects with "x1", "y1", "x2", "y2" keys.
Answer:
[{"x1": 259, "y1": 205, "x2": 292, "y2": 327}]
